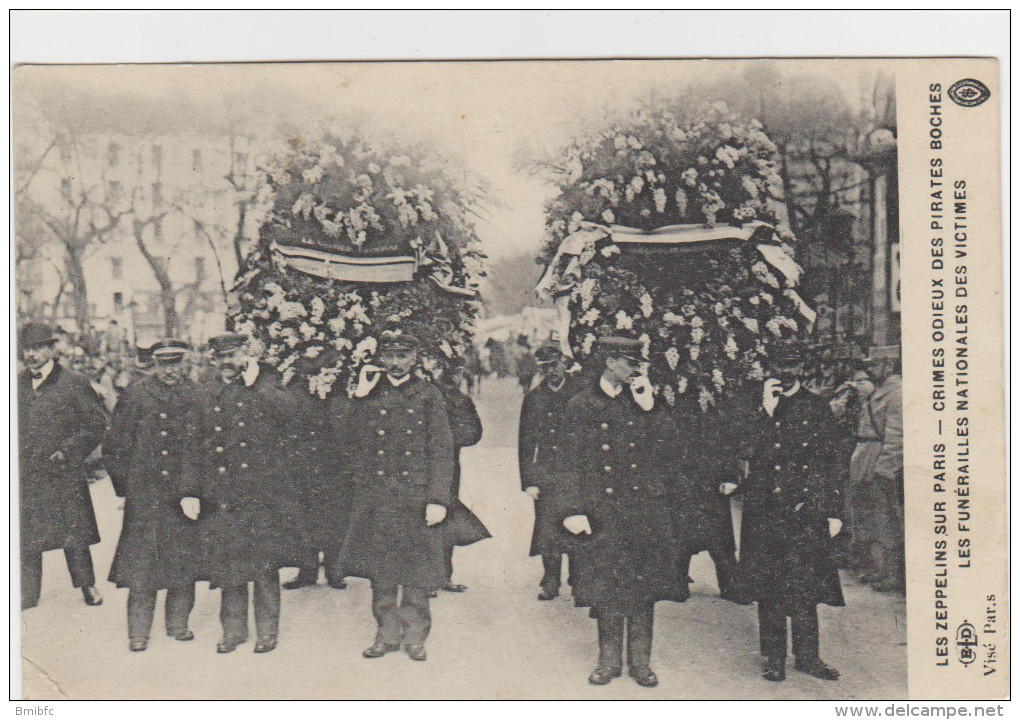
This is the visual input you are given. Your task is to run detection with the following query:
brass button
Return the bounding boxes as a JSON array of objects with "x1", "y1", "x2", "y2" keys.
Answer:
[
  {"x1": 604, "y1": 465, "x2": 612, "y2": 472},
  {"x1": 630, "y1": 463, "x2": 637, "y2": 469},
  {"x1": 237, "y1": 401, "x2": 244, "y2": 408},
  {"x1": 240, "y1": 462, "x2": 248, "y2": 469},
  {"x1": 376, "y1": 470, "x2": 385, "y2": 476},
  {"x1": 218, "y1": 466, "x2": 227, "y2": 474},
  {"x1": 214, "y1": 406, "x2": 221, "y2": 412},
  {"x1": 159, "y1": 412, "x2": 167, "y2": 419},
  {"x1": 406, "y1": 430, "x2": 413, "y2": 435},
  {"x1": 377, "y1": 429, "x2": 386, "y2": 436},
  {"x1": 601, "y1": 423, "x2": 609, "y2": 430},
  {"x1": 633, "y1": 485, "x2": 639, "y2": 490},
  {"x1": 628, "y1": 442, "x2": 635, "y2": 448},
  {"x1": 802, "y1": 442, "x2": 809, "y2": 448},
  {"x1": 605, "y1": 487, "x2": 614, "y2": 494},
  {"x1": 216, "y1": 447, "x2": 224, "y2": 453},
  {"x1": 401, "y1": 471, "x2": 409, "y2": 476},
  {"x1": 775, "y1": 421, "x2": 781, "y2": 427},
  {"x1": 160, "y1": 430, "x2": 168, "y2": 437},
  {"x1": 802, "y1": 464, "x2": 809, "y2": 470},
  {"x1": 214, "y1": 426, "x2": 222, "y2": 432},
  {"x1": 161, "y1": 450, "x2": 169, "y2": 456},
  {"x1": 239, "y1": 442, "x2": 247, "y2": 448},
  {"x1": 601, "y1": 444, "x2": 610, "y2": 451},
  {"x1": 377, "y1": 450, "x2": 385, "y2": 456},
  {"x1": 549, "y1": 428, "x2": 556, "y2": 435},
  {"x1": 237, "y1": 421, "x2": 245, "y2": 428},
  {"x1": 774, "y1": 443, "x2": 781, "y2": 449},
  {"x1": 627, "y1": 421, "x2": 634, "y2": 427},
  {"x1": 380, "y1": 409, "x2": 387, "y2": 416},
  {"x1": 774, "y1": 465, "x2": 782, "y2": 471},
  {"x1": 551, "y1": 445, "x2": 558, "y2": 451},
  {"x1": 161, "y1": 470, "x2": 169, "y2": 477},
  {"x1": 310, "y1": 431, "x2": 317, "y2": 437},
  {"x1": 407, "y1": 409, "x2": 415, "y2": 415},
  {"x1": 547, "y1": 412, "x2": 553, "y2": 417},
  {"x1": 404, "y1": 451, "x2": 411, "y2": 456}
]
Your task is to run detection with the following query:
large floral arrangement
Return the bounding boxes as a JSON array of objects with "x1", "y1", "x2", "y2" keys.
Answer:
[
  {"x1": 541, "y1": 101, "x2": 810, "y2": 411},
  {"x1": 229, "y1": 134, "x2": 483, "y2": 398}
]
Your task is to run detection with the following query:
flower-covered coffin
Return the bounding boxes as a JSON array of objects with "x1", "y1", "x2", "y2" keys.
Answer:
[{"x1": 230, "y1": 135, "x2": 483, "y2": 397}]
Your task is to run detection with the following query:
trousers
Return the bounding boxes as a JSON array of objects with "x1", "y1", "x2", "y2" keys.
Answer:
[
  {"x1": 677, "y1": 544, "x2": 738, "y2": 596},
  {"x1": 220, "y1": 571, "x2": 281, "y2": 641},
  {"x1": 371, "y1": 584, "x2": 431, "y2": 646},
  {"x1": 596, "y1": 605, "x2": 654, "y2": 669},
  {"x1": 540, "y1": 553, "x2": 576, "y2": 588},
  {"x1": 758, "y1": 602, "x2": 820, "y2": 660},
  {"x1": 21, "y1": 545, "x2": 96, "y2": 609},
  {"x1": 127, "y1": 585, "x2": 196, "y2": 640},
  {"x1": 294, "y1": 547, "x2": 344, "y2": 584}
]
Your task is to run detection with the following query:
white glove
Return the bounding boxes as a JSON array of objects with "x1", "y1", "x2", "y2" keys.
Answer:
[
  {"x1": 762, "y1": 378, "x2": 783, "y2": 417},
  {"x1": 524, "y1": 486, "x2": 540, "y2": 500},
  {"x1": 354, "y1": 364, "x2": 384, "y2": 398},
  {"x1": 425, "y1": 503, "x2": 447, "y2": 526},
  {"x1": 719, "y1": 482, "x2": 738, "y2": 496},
  {"x1": 563, "y1": 514, "x2": 592, "y2": 535},
  {"x1": 828, "y1": 518, "x2": 843, "y2": 538},
  {"x1": 630, "y1": 375, "x2": 655, "y2": 411},
  {"x1": 180, "y1": 497, "x2": 201, "y2": 520}
]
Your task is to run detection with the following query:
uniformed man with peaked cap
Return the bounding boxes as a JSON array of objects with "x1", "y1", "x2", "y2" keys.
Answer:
[
  {"x1": 518, "y1": 335, "x2": 585, "y2": 601},
  {"x1": 333, "y1": 329, "x2": 456, "y2": 662},
  {"x1": 105, "y1": 339, "x2": 204, "y2": 651},
  {"x1": 560, "y1": 335, "x2": 687, "y2": 688},
  {"x1": 184, "y1": 332, "x2": 297, "y2": 654},
  {"x1": 18, "y1": 322, "x2": 107, "y2": 610},
  {"x1": 729, "y1": 343, "x2": 845, "y2": 682}
]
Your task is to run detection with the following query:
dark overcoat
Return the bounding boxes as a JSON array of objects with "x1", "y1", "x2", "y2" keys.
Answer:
[
  {"x1": 189, "y1": 368, "x2": 302, "y2": 587},
  {"x1": 282, "y1": 383, "x2": 353, "y2": 557},
  {"x1": 518, "y1": 373, "x2": 585, "y2": 556},
  {"x1": 105, "y1": 375, "x2": 204, "y2": 590},
  {"x1": 738, "y1": 387, "x2": 845, "y2": 611},
  {"x1": 334, "y1": 376, "x2": 455, "y2": 589},
  {"x1": 18, "y1": 364, "x2": 105, "y2": 555},
  {"x1": 438, "y1": 383, "x2": 491, "y2": 547},
  {"x1": 561, "y1": 382, "x2": 688, "y2": 614}
]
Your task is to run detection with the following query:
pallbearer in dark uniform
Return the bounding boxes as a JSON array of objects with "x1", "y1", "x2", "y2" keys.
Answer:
[
  {"x1": 133, "y1": 342, "x2": 156, "y2": 378},
  {"x1": 337, "y1": 330, "x2": 456, "y2": 662},
  {"x1": 561, "y1": 336, "x2": 687, "y2": 688},
  {"x1": 730, "y1": 345, "x2": 844, "y2": 682},
  {"x1": 18, "y1": 322, "x2": 106, "y2": 610},
  {"x1": 184, "y1": 333, "x2": 297, "y2": 654},
  {"x1": 435, "y1": 357, "x2": 484, "y2": 593},
  {"x1": 518, "y1": 337, "x2": 584, "y2": 601},
  {"x1": 105, "y1": 339, "x2": 203, "y2": 651},
  {"x1": 282, "y1": 361, "x2": 352, "y2": 591}
]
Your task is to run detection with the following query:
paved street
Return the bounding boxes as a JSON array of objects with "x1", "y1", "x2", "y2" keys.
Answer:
[{"x1": 20, "y1": 376, "x2": 906, "y2": 700}]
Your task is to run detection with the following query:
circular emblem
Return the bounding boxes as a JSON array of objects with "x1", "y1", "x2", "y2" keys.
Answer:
[{"x1": 948, "y1": 78, "x2": 991, "y2": 108}]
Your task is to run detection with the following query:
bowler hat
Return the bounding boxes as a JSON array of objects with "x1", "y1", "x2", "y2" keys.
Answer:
[{"x1": 19, "y1": 322, "x2": 58, "y2": 349}]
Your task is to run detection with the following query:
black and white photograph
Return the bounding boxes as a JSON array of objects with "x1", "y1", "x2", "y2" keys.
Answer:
[{"x1": 11, "y1": 16, "x2": 1006, "y2": 704}]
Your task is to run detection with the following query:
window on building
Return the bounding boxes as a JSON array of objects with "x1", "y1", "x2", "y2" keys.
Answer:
[
  {"x1": 151, "y1": 182, "x2": 163, "y2": 206},
  {"x1": 191, "y1": 149, "x2": 202, "y2": 172},
  {"x1": 194, "y1": 256, "x2": 206, "y2": 282},
  {"x1": 60, "y1": 178, "x2": 72, "y2": 200},
  {"x1": 108, "y1": 142, "x2": 120, "y2": 167},
  {"x1": 110, "y1": 257, "x2": 123, "y2": 280},
  {"x1": 151, "y1": 145, "x2": 163, "y2": 173},
  {"x1": 232, "y1": 152, "x2": 249, "y2": 181},
  {"x1": 107, "y1": 181, "x2": 122, "y2": 202},
  {"x1": 113, "y1": 292, "x2": 124, "y2": 312},
  {"x1": 154, "y1": 218, "x2": 163, "y2": 242}
]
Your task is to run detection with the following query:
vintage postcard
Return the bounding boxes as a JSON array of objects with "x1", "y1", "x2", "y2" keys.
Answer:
[{"x1": 12, "y1": 57, "x2": 1005, "y2": 701}]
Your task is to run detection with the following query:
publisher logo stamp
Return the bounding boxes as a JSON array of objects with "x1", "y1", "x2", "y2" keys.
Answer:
[{"x1": 948, "y1": 78, "x2": 991, "y2": 108}]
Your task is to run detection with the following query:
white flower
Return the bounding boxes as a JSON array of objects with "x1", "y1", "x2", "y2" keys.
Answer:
[
  {"x1": 681, "y1": 168, "x2": 698, "y2": 187},
  {"x1": 600, "y1": 243, "x2": 621, "y2": 258},
  {"x1": 740, "y1": 175, "x2": 760, "y2": 199},
  {"x1": 662, "y1": 384, "x2": 676, "y2": 406},
  {"x1": 662, "y1": 311, "x2": 684, "y2": 326},
  {"x1": 310, "y1": 296, "x2": 326, "y2": 320},
  {"x1": 724, "y1": 335, "x2": 739, "y2": 360},
  {"x1": 579, "y1": 308, "x2": 601, "y2": 326},
  {"x1": 751, "y1": 261, "x2": 781, "y2": 289},
  {"x1": 579, "y1": 278, "x2": 598, "y2": 310},
  {"x1": 698, "y1": 386, "x2": 715, "y2": 412},
  {"x1": 615, "y1": 311, "x2": 634, "y2": 330},
  {"x1": 715, "y1": 145, "x2": 741, "y2": 169},
  {"x1": 749, "y1": 295, "x2": 760, "y2": 306},
  {"x1": 765, "y1": 318, "x2": 783, "y2": 337},
  {"x1": 675, "y1": 188, "x2": 688, "y2": 217},
  {"x1": 689, "y1": 345, "x2": 700, "y2": 361},
  {"x1": 712, "y1": 368, "x2": 725, "y2": 388},
  {"x1": 278, "y1": 301, "x2": 308, "y2": 321},
  {"x1": 690, "y1": 327, "x2": 704, "y2": 344},
  {"x1": 302, "y1": 166, "x2": 324, "y2": 184},
  {"x1": 439, "y1": 341, "x2": 454, "y2": 358},
  {"x1": 639, "y1": 333, "x2": 651, "y2": 359},
  {"x1": 629, "y1": 176, "x2": 645, "y2": 195},
  {"x1": 653, "y1": 188, "x2": 667, "y2": 213},
  {"x1": 602, "y1": 209, "x2": 616, "y2": 224},
  {"x1": 640, "y1": 293, "x2": 654, "y2": 318},
  {"x1": 665, "y1": 347, "x2": 680, "y2": 370},
  {"x1": 613, "y1": 135, "x2": 627, "y2": 150},
  {"x1": 299, "y1": 321, "x2": 316, "y2": 340},
  {"x1": 581, "y1": 333, "x2": 597, "y2": 355},
  {"x1": 304, "y1": 345, "x2": 323, "y2": 359},
  {"x1": 328, "y1": 317, "x2": 346, "y2": 335},
  {"x1": 760, "y1": 292, "x2": 774, "y2": 304},
  {"x1": 281, "y1": 328, "x2": 300, "y2": 348},
  {"x1": 367, "y1": 163, "x2": 381, "y2": 174},
  {"x1": 353, "y1": 336, "x2": 377, "y2": 360},
  {"x1": 690, "y1": 315, "x2": 704, "y2": 328},
  {"x1": 748, "y1": 361, "x2": 765, "y2": 381}
]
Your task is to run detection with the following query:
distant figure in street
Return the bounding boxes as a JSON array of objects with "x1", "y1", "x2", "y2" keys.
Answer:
[
  {"x1": 561, "y1": 335, "x2": 687, "y2": 688},
  {"x1": 435, "y1": 357, "x2": 485, "y2": 594},
  {"x1": 18, "y1": 322, "x2": 107, "y2": 611},
  {"x1": 518, "y1": 337, "x2": 584, "y2": 601},
  {"x1": 729, "y1": 345, "x2": 844, "y2": 683},
  {"x1": 185, "y1": 333, "x2": 299, "y2": 654},
  {"x1": 513, "y1": 335, "x2": 538, "y2": 391},
  {"x1": 105, "y1": 339, "x2": 204, "y2": 652},
  {"x1": 336, "y1": 330, "x2": 457, "y2": 662},
  {"x1": 847, "y1": 346, "x2": 904, "y2": 592}
]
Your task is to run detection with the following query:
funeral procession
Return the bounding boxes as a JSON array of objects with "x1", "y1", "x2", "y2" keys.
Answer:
[{"x1": 15, "y1": 61, "x2": 906, "y2": 700}]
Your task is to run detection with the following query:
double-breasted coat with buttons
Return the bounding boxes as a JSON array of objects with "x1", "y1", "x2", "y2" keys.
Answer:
[
  {"x1": 518, "y1": 373, "x2": 585, "y2": 556},
  {"x1": 738, "y1": 387, "x2": 845, "y2": 611},
  {"x1": 18, "y1": 364, "x2": 106, "y2": 555},
  {"x1": 561, "y1": 384, "x2": 688, "y2": 614},
  {"x1": 282, "y1": 383, "x2": 353, "y2": 561},
  {"x1": 334, "y1": 376, "x2": 455, "y2": 590},
  {"x1": 105, "y1": 375, "x2": 204, "y2": 591},
  {"x1": 189, "y1": 369, "x2": 302, "y2": 587}
]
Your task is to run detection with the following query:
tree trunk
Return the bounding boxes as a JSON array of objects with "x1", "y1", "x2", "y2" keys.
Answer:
[
  {"x1": 233, "y1": 200, "x2": 247, "y2": 267},
  {"x1": 64, "y1": 246, "x2": 91, "y2": 336},
  {"x1": 133, "y1": 221, "x2": 180, "y2": 336}
]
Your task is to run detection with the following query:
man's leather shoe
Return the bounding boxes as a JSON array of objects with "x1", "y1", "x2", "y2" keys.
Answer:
[
  {"x1": 362, "y1": 642, "x2": 400, "y2": 659},
  {"x1": 216, "y1": 636, "x2": 247, "y2": 654},
  {"x1": 443, "y1": 583, "x2": 467, "y2": 593},
  {"x1": 794, "y1": 657, "x2": 840, "y2": 680},
  {"x1": 254, "y1": 637, "x2": 277, "y2": 654},
  {"x1": 282, "y1": 575, "x2": 317, "y2": 590},
  {"x1": 327, "y1": 578, "x2": 348, "y2": 590},
  {"x1": 763, "y1": 656, "x2": 786, "y2": 682},
  {"x1": 405, "y1": 644, "x2": 427, "y2": 661},
  {"x1": 537, "y1": 585, "x2": 559, "y2": 601},
  {"x1": 129, "y1": 638, "x2": 148, "y2": 652},
  {"x1": 82, "y1": 586, "x2": 103, "y2": 606},
  {"x1": 168, "y1": 629, "x2": 194, "y2": 641},
  {"x1": 629, "y1": 666, "x2": 658, "y2": 687},
  {"x1": 588, "y1": 666, "x2": 622, "y2": 685}
]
